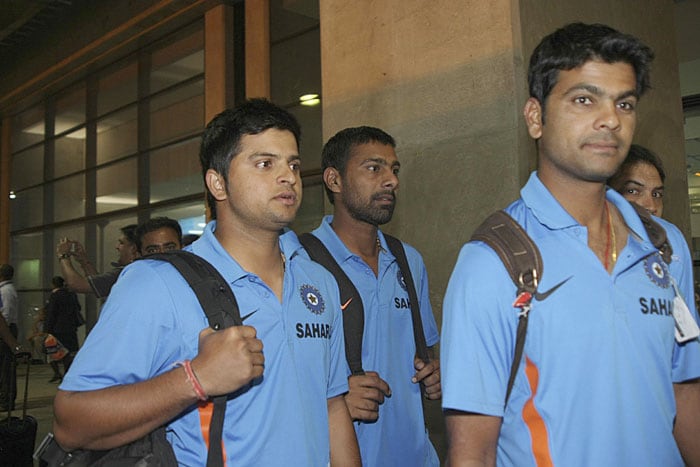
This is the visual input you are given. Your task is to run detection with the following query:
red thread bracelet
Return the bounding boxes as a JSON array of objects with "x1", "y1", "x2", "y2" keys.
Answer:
[{"x1": 178, "y1": 360, "x2": 208, "y2": 401}]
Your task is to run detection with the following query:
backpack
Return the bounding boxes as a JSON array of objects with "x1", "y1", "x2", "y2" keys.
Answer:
[
  {"x1": 298, "y1": 233, "x2": 430, "y2": 376},
  {"x1": 470, "y1": 203, "x2": 672, "y2": 406},
  {"x1": 38, "y1": 250, "x2": 241, "y2": 467}
]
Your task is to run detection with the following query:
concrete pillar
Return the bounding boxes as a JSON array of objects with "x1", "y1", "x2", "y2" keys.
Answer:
[{"x1": 321, "y1": 0, "x2": 689, "y2": 326}]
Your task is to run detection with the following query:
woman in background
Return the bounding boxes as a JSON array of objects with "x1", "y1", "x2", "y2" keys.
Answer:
[{"x1": 45, "y1": 276, "x2": 82, "y2": 381}]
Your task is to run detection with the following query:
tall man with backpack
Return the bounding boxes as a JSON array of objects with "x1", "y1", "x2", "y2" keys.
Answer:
[
  {"x1": 52, "y1": 99, "x2": 359, "y2": 466},
  {"x1": 442, "y1": 23, "x2": 700, "y2": 466},
  {"x1": 302, "y1": 126, "x2": 441, "y2": 466}
]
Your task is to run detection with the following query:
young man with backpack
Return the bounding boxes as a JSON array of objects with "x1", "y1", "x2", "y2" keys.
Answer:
[
  {"x1": 441, "y1": 23, "x2": 700, "y2": 466},
  {"x1": 52, "y1": 99, "x2": 359, "y2": 466},
  {"x1": 304, "y1": 126, "x2": 441, "y2": 466}
]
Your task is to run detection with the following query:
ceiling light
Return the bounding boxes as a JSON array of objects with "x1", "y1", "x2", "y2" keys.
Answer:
[
  {"x1": 299, "y1": 94, "x2": 320, "y2": 106},
  {"x1": 8, "y1": 191, "x2": 16, "y2": 200}
]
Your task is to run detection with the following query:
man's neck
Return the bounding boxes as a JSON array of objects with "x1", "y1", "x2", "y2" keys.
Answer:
[
  {"x1": 331, "y1": 210, "x2": 381, "y2": 275},
  {"x1": 537, "y1": 169, "x2": 628, "y2": 273},
  {"x1": 331, "y1": 210, "x2": 380, "y2": 257},
  {"x1": 214, "y1": 216, "x2": 286, "y2": 300},
  {"x1": 537, "y1": 169, "x2": 608, "y2": 227}
]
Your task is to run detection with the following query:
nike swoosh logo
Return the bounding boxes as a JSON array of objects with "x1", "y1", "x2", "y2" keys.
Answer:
[
  {"x1": 533, "y1": 276, "x2": 572, "y2": 301},
  {"x1": 340, "y1": 297, "x2": 353, "y2": 311},
  {"x1": 241, "y1": 310, "x2": 258, "y2": 322}
]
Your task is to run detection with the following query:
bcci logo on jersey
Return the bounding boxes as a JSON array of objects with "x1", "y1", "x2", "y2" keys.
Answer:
[
  {"x1": 397, "y1": 269, "x2": 408, "y2": 291},
  {"x1": 300, "y1": 284, "x2": 325, "y2": 315},
  {"x1": 644, "y1": 253, "x2": 670, "y2": 289}
]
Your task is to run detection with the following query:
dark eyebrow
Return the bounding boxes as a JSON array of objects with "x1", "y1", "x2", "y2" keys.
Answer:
[
  {"x1": 249, "y1": 152, "x2": 301, "y2": 161},
  {"x1": 625, "y1": 179, "x2": 664, "y2": 190},
  {"x1": 363, "y1": 157, "x2": 400, "y2": 168},
  {"x1": 563, "y1": 84, "x2": 638, "y2": 101}
]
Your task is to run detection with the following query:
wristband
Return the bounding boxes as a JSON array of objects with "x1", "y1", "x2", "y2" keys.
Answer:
[{"x1": 177, "y1": 360, "x2": 208, "y2": 401}]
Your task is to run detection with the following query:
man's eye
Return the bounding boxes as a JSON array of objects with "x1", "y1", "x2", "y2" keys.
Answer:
[
  {"x1": 574, "y1": 96, "x2": 592, "y2": 105},
  {"x1": 618, "y1": 101, "x2": 636, "y2": 112},
  {"x1": 256, "y1": 160, "x2": 272, "y2": 168},
  {"x1": 290, "y1": 162, "x2": 301, "y2": 171}
]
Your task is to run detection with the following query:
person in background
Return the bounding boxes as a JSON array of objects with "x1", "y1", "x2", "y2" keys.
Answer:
[
  {"x1": 608, "y1": 143, "x2": 665, "y2": 217},
  {"x1": 45, "y1": 276, "x2": 82, "y2": 382},
  {"x1": 0, "y1": 263, "x2": 19, "y2": 410},
  {"x1": 56, "y1": 225, "x2": 139, "y2": 299},
  {"x1": 135, "y1": 217, "x2": 183, "y2": 256}
]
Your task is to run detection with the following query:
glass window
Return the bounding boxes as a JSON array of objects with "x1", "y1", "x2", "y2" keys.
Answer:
[
  {"x1": 55, "y1": 85, "x2": 86, "y2": 135},
  {"x1": 11, "y1": 105, "x2": 44, "y2": 153},
  {"x1": 150, "y1": 26, "x2": 204, "y2": 95},
  {"x1": 149, "y1": 137, "x2": 203, "y2": 202},
  {"x1": 96, "y1": 105, "x2": 138, "y2": 165},
  {"x1": 96, "y1": 158, "x2": 137, "y2": 214},
  {"x1": 290, "y1": 105, "x2": 323, "y2": 170},
  {"x1": 11, "y1": 232, "x2": 44, "y2": 290},
  {"x1": 10, "y1": 185, "x2": 43, "y2": 230},
  {"x1": 98, "y1": 61, "x2": 138, "y2": 116},
  {"x1": 270, "y1": 1, "x2": 323, "y2": 170},
  {"x1": 11, "y1": 145, "x2": 44, "y2": 191},
  {"x1": 54, "y1": 129, "x2": 86, "y2": 178},
  {"x1": 149, "y1": 79, "x2": 203, "y2": 146},
  {"x1": 52, "y1": 174, "x2": 85, "y2": 222}
]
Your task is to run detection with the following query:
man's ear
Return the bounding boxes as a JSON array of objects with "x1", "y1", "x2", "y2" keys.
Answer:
[
  {"x1": 323, "y1": 167, "x2": 342, "y2": 197},
  {"x1": 524, "y1": 97, "x2": 544, "y2": 139},
  {"x1": 205, "y1": 169, "x2": 227, "y2": 202}
]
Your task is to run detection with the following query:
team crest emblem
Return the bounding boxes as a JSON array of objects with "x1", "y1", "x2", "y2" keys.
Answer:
[
  {"x1": 397, "y1": 269, "x2": 408, "y2": 291},
  {"x1": 300, "y1": 284, "x2": 325, "y2": 315},
  {"x1": 644, "y1": 254, "x2": 670, "y2": 288}
]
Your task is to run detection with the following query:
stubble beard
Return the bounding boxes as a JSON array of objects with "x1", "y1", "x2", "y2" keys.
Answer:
[{"x1": 345, "y1": 192, "x2": 396, "y2": 226}]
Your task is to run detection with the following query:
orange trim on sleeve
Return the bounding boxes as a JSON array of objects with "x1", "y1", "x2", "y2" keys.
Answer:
[{"x1": 522, "y1": 356, "x2": 554, "y2": 467}]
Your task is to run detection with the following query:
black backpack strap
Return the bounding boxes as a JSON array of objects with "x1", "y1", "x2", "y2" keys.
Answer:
[
  {"x1": 470, "y1": 210, "x2": 541, "y2": 406},
  {"x1": 629, "y1": 202, "x2": 673, "y2": 264},
  {"x1": 143, "y1": 250, "x2": 241, "y2": 467},
  {"x1": 298, "y1": 233, "x2": 365, "y2": 376},
  {"x1": 383, "y1": 234, "x2": 430, "y2": 364}
]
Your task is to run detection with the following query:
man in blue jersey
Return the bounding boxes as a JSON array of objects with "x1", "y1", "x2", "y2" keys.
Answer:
[
  {"x1": 53, "y1": 99, "x2": 360, "y2": 465},
  {"x1": 442, "y1": 23, "x2": 700, "y2": 466},
  {"x1": 310, "y1": 126, "x2": 441, "y2": 466}
]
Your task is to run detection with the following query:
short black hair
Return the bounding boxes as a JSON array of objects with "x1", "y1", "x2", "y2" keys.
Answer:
[
  {"x1": 134, "y1": 217, "x2": 183, "y2": 252},
  {"x1": 51, "y1": 276, "x2": 65, "y2": 288},
  {"x1": 0, "y1": 264, "x2": 14, "y2": 280},
  {"x1": 120, "y1": 224, "x2": 138, "y2": 246},
  {"x1": 199, "y1": 98, "x2": 301, "y2": 218},
  {"x1": 528, "y1": 23, "x2": 654, "y2": 111},
  {"x1": 609, "y1": 143, "x2": 666, "y2": 186},
  {"x1": 321, "y1": 126, "x2": 396, "y2": 204}
]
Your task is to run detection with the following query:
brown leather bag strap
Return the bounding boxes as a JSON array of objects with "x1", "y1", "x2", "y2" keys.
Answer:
[{"x1": 471, "y1": 210, "x2": 542, "y2": 295}]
